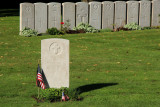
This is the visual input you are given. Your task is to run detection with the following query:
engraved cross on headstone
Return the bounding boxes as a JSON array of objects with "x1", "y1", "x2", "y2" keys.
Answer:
[
  {"x1": 51, "y1": 42, "x2": 61, "y2": 55},
  {"x1": 130, "y1": 17, "x2": 134, "y2": 23},
  {"x1": 52, "y1": 17, "x2": 57, "y2": 27},
  {"x1": 38, "y1": 18, "x2": 42, "y2": 28}
]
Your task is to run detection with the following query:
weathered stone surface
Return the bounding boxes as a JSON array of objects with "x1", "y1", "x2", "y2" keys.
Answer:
[
  {"x1": 114, "y1": 1, "x2": 126, "y2": 28},
  {"x1": 35, "y1": 3, "x2": 47, "y2": 33},
  {"x1": 20, "y1": 3, "x2": 34, "y2": 31},
  {"x1": 76, "y1": 2, "x2": 88, "y2": 26},
  {"x1": 62, "y1": 2, "x2": 75, "y2": 29},
  {"x1": 152, "y1": 0, "x2": 160, "y2": 26},
  {"x1": 139, "y1": 1, "x2": 151, "y2": 27},
  {"x1": 89, "y1": 2, "x2": 102, "y2": 29},
  {"x1": 48, "y1": 2, "x2": 61, "y2": 30},
  {"x1": 41, "y1": 38, "x2": 69, "y2": 88},
  {"x1": 102, "y1": 1, "x2": 114, "y2": 29},
  {"x1": 127, "y1": 1, "x2": 139, "y2": 24}
]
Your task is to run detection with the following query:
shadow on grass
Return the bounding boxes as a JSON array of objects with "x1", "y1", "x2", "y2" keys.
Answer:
[
  {"x1": 0, "y1": 9, "x2": 19, "y2": 17},
  {"x1": 76, "y1": 83, "x2": 118, "y2": 94}
]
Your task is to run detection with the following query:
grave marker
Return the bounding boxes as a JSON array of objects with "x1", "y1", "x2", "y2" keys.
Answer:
[
  {"x1": 115, "y1": 1, "x2": 126, "y2": 28},
  {"x1": 127, "y1": 1, "x2": 139, "y2": 24},
  {"x1": 76, "y1": 2, "x2": 88, "y2": 26},
  {"x1": 20, "y1": 3, "x2": 34, "y2": 31},
  {"x1": 41, "y1": 38, "x2": 69, "y2": 88},
  {"x1": 89, "y1": 2, "x2": 102, "y2": 29},
  {"x1": 48, "y1": 2, "x2": 61, "y2": 30},
  {"x1": 152, "y1": 0, "x2": 160, "y2": 27},
  {"x1": 102, "y1": 1, "x2": 114, "y2": 29},
  {"x1": 62, "y1": 2, "x2": 75, "y2": 29},
  {"x1": 139, "y1": 1, "x2": 151, "y2": 27},
  {"x1": 35, "y1": 3, "x2": 47, "y2": 33}
]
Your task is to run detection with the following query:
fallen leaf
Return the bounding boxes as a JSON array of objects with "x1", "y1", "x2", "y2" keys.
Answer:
[
  {"x1": 93, "y1": 64, "x2": 98, "y2": 66},
  {"x1": 116, "y1": 62, "x2": 120, "y2": 64}
]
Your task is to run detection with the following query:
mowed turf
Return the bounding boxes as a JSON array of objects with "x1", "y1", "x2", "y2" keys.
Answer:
[{"x1": 0, "y1": 16, "x2": 160, "y2": 107}]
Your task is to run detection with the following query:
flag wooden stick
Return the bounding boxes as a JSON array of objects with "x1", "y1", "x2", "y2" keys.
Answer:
[{"x1": 37, "y1": 87, "x2": 40, "y2": 98}]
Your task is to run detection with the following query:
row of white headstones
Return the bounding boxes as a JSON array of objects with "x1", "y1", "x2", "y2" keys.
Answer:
[{"x1": 20, "y1": 1, "x2": 160, "y2": 33}]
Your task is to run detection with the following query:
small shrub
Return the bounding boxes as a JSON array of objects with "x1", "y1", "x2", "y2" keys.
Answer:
[
  {"x1": 20, "y1": 27, "x2": 38, "y2": 37},
  {"x1": 143, "y1": 27, "x2": 152, "y2": 30},
  {"x1": 73, "y1": 23, "x2": 99, "y2": 33},
  {"x1": 46, "y1": 27, "x2": 63, "y2": 35},
  {"x1": 124, "y1": 23, "x2": 142, "y2": 30},
  {"x1": 61, "y1": 20, "x2": 71, "y2": 33},
  {"x1": 39, "y1": 87, "x2": 80, "y2": 102}
]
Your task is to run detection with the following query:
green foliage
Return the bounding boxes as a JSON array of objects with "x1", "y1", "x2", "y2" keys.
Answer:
[
  {"x1": 40, "y1": 87, "x2": 68, "y2": 102},
  {"x1": 61, "y1": 20, "x2": 71, "y2": 33},
  {"x1": 46, "y1": 27, "x2": 63, "y2": 35},
  {"x1": 40, "y1": 88, "x2": 80, "y2": 102},
  {"x1": 20, "y1": 27, "x2": 38, "y2": 37},
  {"x1": 73, "y1": 23, "x2": 99, "y2": 33},
  {"x1": 67, "y1": 89, "x2": 80, "y2": 101},
  {"x1": 99, "y1": 28, "x2": 112, "y2": 32},
  {"x1": 124, "y1": 23, "x2": 142, "y2": 30},
  {"x1": 143, "y1": 27, "x2": 152, "y2": 30}
]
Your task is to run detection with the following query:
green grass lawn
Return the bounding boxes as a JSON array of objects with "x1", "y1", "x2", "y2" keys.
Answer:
[{"x1": 0, "y1": 16, "x2": 160, "y2": 107}]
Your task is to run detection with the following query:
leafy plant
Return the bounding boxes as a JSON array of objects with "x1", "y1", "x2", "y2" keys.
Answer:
[
  {"x1": 20, "y1": 27, "x2": 38, "y2": 37},
  {"x1": 143, "y1": 27, "x2": 152, "y2": 30},
  {"x1": 39, "y1": 87, "x2": 80, "y2": 102},
  {"x1": 61, "y1": 20, "x2": 71, "y2": 33},
  {"x1": 46, "y1": 27, "x2": 63, "y2": 35},
  {"x1": 73, "y1": 23, "x2": 99, "y2": 33},
  {"x1": 124, "y1": 23, "x2": 142, "y2": 30}
]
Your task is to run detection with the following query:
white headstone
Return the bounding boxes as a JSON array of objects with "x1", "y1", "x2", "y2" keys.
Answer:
[
  {"x1": 76, "y1": 2, "x2": 88, "y2": 26},
  {"x1": 139, "y1": 1, "x2": 151, "y2": 27},
  {"x1": 20, "y1": 3, "x2": 34, "y2": 31},
  {"x1": 152, "y1": 0, "x2": 160, "y2": 27},
  {"x1": 102, "y1": 1, "x2": 114, "y2": 29},
  {"x1": 62, "y1": 2, "x2": 75, "y2": 29},
  {"x1": 48, "y1": 2, "x2": 61, "y2": 30},
  {"x1": 127, "y1": 1, "x2": 139, "y2": 24},
  {"x1": 89, "y1": 2, "x2": 102, "y2": 29},
  {"x1": 35, "y1": 3, "x2": 47, "y2": 33},
  {"x1": 115, "y1": 1, "x2": 126, "y2": 28},
  {"x1": 41, "y1": 38, "x2": 69, "y2": 88}
]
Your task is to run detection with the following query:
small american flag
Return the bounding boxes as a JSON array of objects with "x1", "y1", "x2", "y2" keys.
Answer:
[
  {"x1": 62, "y1": 92, "x2": 66, "y2": 101},
  {"x1": 62, "y1": 91, "x2": 69, "y2": 101},
  {"x1": 36, "y1": 64, "x2": 45, "y2": 89}
]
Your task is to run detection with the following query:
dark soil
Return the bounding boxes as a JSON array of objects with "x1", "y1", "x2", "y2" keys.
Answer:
[
  {"x1": 113, "y1": 27, "x2": 130, "y2": 32},
  {"x1": 32, "y1": 95, "x2": 44, "y2": 103},
  {"x1": 66, "y1": 29, "x2": 86, "y2": 34},
  {"x1": 31, "y1": 95, "x2": 83, "y2": 103}
]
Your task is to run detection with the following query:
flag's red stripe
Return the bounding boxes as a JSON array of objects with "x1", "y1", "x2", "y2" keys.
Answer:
[{"x1": 36, "y1": 72, "x2": 45, "y2": 89}]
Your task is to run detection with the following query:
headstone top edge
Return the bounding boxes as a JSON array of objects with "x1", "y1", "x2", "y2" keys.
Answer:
[
  {"x1": 89, "y1": 1, "x2": 102, "y2": 4},
  {"x1": 34, "y1": 2, "x2": 47, "y2": 5},
  {"x1": 139, "y1": 1, "x2": 151, "y2": 3},
  {"x1": 20, "y1": 3, "x2": 34, "y2": 5},
  {"x1": 102, "y1": 1, "x2": 114, "y2": 4},
  {"x1": 41, "y1": 38, "x2": 69, "y2": 42},
  {"x1": 152, "y1": 0, "x2": 160, "y2": 3},
  {"x1": 62, "y1": 2, "x2": 75, "y2": 5},
  {"x1": 76, "y1": 2, "x2": 89, "y2": 5},
  {"x1": 114, "y1": 1, "x2": 126, "y2": 3},
  {"x1": 126, "y1": 1, "x2": 139, "y2": 3},
  {"x1": 48, "y1": 2, "x2": 61, "y2": 5}
]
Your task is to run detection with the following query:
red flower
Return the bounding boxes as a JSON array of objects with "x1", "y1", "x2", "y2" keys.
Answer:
[{"x1": 61, "y1": 22, "x2": 64, "y2": 25}]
